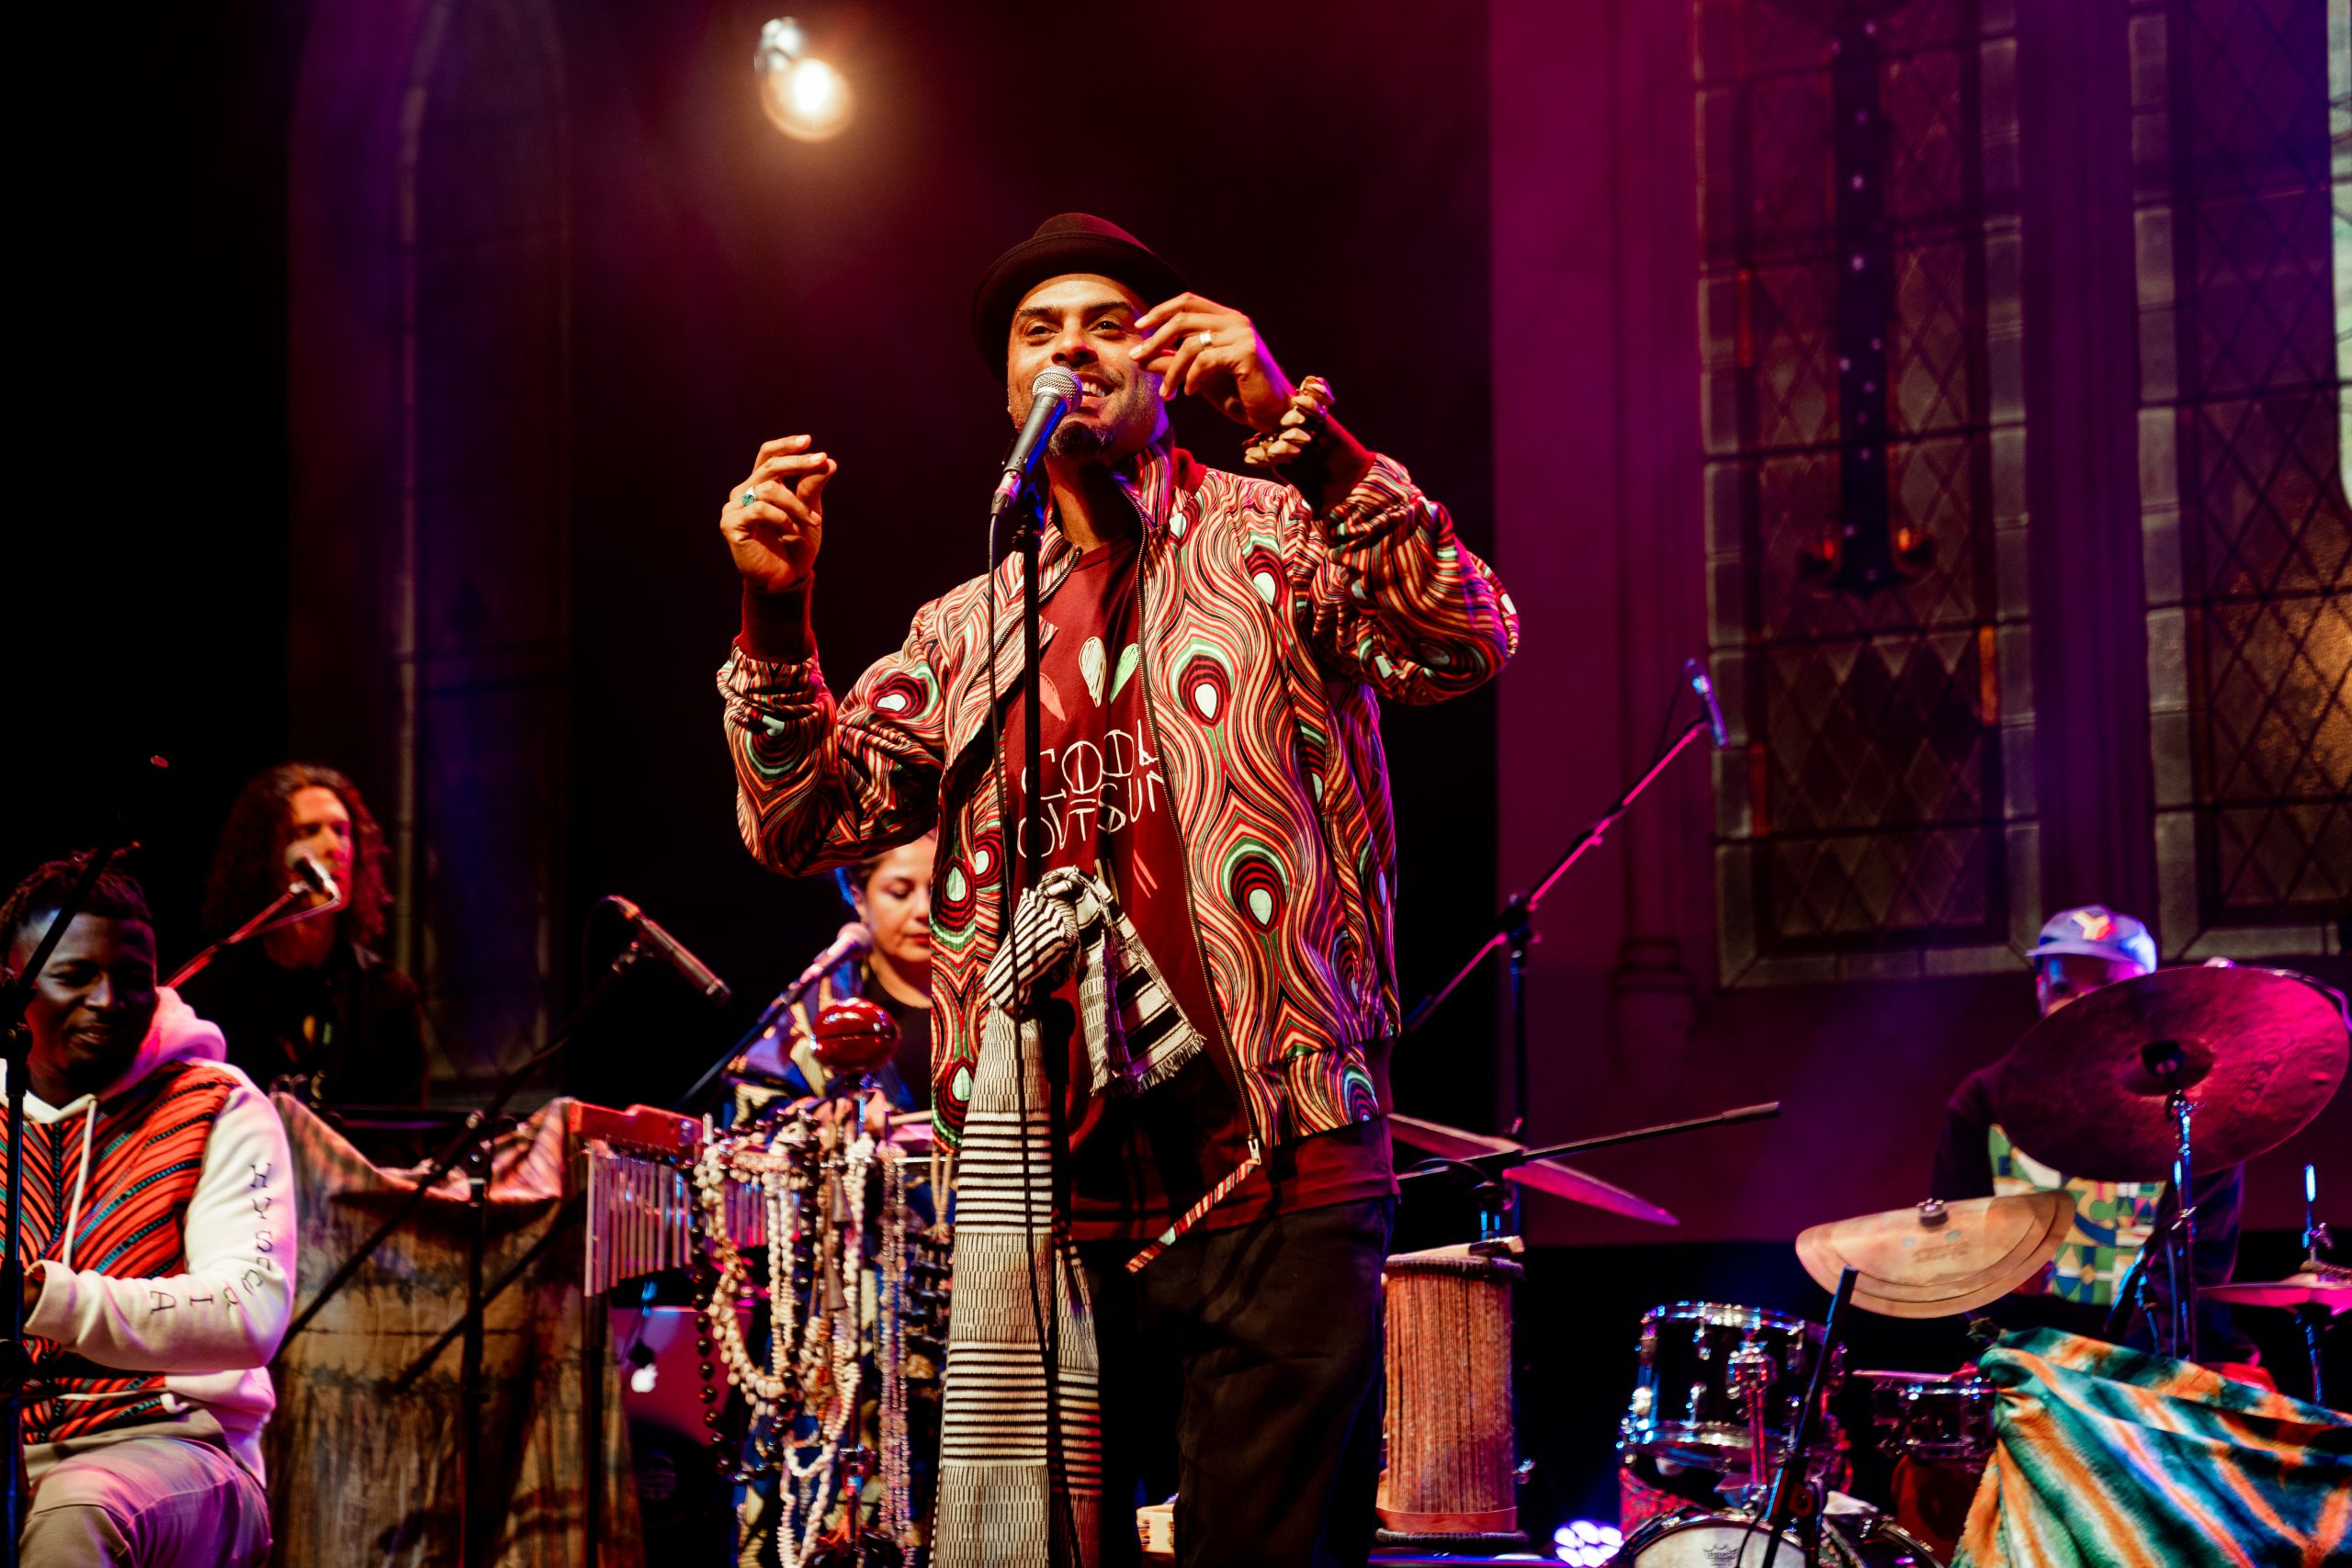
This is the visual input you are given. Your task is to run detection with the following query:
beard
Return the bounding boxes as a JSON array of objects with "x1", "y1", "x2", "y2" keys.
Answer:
[
  {"x1": 1047, "y1": 418, "x2": 1116, "y2": 458},
  {"x1": 1025, "y1": 369, "x2": 1163, "y2": 465}
]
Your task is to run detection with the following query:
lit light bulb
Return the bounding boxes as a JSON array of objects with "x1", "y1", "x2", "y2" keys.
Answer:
[
  {"x1": 755, "y1": 17, "x2": 853, "y2": 142},
  {"x1": 1553, "y1": 1519, "x2": 1623, "y2": 1566}
]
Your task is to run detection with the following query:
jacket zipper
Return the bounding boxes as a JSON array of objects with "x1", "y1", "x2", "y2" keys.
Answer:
[{"x1": 1132, "y1": 481, "x2": 1265, "y2": 1161}]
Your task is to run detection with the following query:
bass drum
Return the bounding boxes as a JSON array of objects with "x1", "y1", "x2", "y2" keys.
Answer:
[
  {"x1": 1613, "y1": 1511, "x2": 1800, "y2": 1566},
  {"x1": 1613, "y1": 1507, "x2": 1944, "y2": 1568}
]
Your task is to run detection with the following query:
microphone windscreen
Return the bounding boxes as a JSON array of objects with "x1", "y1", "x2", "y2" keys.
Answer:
[
  {"x1": 837, "y1": 921, "x2": 875, "y2": 954},
  {"x1": 1030, "y1": 367, "x2": 1080, "y2": 404}
]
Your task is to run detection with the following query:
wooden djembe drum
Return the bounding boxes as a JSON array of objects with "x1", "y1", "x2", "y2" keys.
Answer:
[{"x1": 1374, "y1": 1245, "x2": 1526, "y2": 1550}]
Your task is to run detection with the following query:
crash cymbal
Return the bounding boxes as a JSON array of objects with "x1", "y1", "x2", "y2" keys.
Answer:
[
  {"x1": 1795, "y1": 1192, "x2": 2076, "y2": 1319},
  {"x1": 1993, "y1": 965, "x2": 2348, "y2": 1182},
  {"x1": 2199, "y1": 1263, "x2": 2352, "y2": 1314},
  {"x1": 1390, "y1": 1112, "x2": 1519, "y2": 1162},
  {"x1": 1390, "y1": 1112, "x2": 1679, "y2": 1227}
]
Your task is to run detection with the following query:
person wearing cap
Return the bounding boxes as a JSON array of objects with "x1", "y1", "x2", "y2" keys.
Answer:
[
  {"x1": 1929, "y1": 905, "x2": 2249, "y2": 1359},
  {"x1": 713, "y1": 214, "x2": 1516, "y2": 1564}
]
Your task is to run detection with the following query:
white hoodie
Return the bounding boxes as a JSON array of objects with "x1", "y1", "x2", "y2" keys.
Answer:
[{"x1": 9, "y1": 985, "x2": 296, "y2": 1479}]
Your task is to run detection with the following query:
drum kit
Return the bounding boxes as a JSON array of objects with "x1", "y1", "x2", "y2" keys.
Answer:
[
  {"x1": 1386, "y1": 961, "x2": 2350, "y2": 1567},
  {"x1": 572, "y1": 943, "x2": 2346, "y2": 1567}
]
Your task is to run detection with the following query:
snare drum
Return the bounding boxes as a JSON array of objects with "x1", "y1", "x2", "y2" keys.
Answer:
[
  {"x1": 1622, "y1": 1302, "x2": 1844, "y2": 1477},
  {"x1": 1861, "y1": 1371, "x2": 1996, "y2": 1466}
]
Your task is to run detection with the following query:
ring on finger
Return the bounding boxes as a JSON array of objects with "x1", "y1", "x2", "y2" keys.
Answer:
[
  {"x1": 1193, "y1": 331, "x2": 1214, "y2": 347},
  {"x1": 740, "y1": 489, "x2": 759, "y2": 507}
]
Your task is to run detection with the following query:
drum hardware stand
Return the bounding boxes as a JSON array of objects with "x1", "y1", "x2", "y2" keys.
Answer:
[
  {"x1": 1728, "y1": 1338, "x2": 1773, "y2": 1505},
  {"x1": 2295, "y1": 1163, "x2": 2339, "y2": 1406},
  {"x1": 1754, "y1": 1265, "x2": 1857, "y2": 1568},
  {"x1": 2096, "y1": 1050, "x2": 2202, "y2": 1365},
  {"x1": 1401, "y1": 669, "x2": 1721, "y2": 1222},
  {"x1": 2103, "y1": 1226, "x2": 2159, "y2": 1345},
  {"x1": 2157, "y1": 1057, "x2": 2199, "y2": 1365},
  {"x1": 0, "y1": 834, "x2": 138, "y2": 1549}
]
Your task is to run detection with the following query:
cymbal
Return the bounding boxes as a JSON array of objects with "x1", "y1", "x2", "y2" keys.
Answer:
[
  {"x1": 1993, "y1": 965, "x2": 2348, "y2": 1183},
  {"x1": 1389, "y1": 1112, "x2": 1679, "y2": 1227},
  {"x1": 1795, "y1": 1192, "x2": 2076, "y2": 1319},
  {"x1": 2200, "y1": 1263, "x2": 2352, "y2": 1314}
]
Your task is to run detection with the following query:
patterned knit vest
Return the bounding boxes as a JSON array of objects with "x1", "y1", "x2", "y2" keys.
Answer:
[
  {"x1": 3, "y1": 1061, "x2": 240, "y2": 1444},
  {"x1": 1987, "y1": 1122, "x2": 2166, "y2": 1308}
]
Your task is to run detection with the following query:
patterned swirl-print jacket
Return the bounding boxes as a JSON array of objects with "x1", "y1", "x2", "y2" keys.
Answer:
[{"x1": 718, "y1": 441, "x2": 1517, "y2": 1155}]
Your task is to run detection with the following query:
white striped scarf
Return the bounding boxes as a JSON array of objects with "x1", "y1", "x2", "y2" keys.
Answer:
[
  {"x1": 984, "y1": 866, "x2": 1204, "y2": 1097},
  {"x1": 933, "y1": 869, "x2": 1204, "y2": 1568}
]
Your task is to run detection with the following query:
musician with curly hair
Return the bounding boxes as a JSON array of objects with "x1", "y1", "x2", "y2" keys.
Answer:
[{"x1": 177, "y1": 763, "x2": 429, "y2": 1107}]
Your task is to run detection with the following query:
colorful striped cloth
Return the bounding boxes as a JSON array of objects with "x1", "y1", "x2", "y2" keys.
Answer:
[
  {"x1": 935, "y1": 873, "x2": 1125, "y2": 1568},
  {"x1": 1955, "y1": 1327, "x2": 2351, "y2": 1568}
]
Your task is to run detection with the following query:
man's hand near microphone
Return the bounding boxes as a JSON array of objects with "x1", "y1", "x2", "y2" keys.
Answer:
[{"x1": 716, "y1": 288, "x2": 1374, "y2": 593}]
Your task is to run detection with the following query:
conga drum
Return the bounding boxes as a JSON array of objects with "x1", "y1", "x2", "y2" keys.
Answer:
[{"x1": 1375, "y1": 1245, "x2": 1525, "y2": 1549}]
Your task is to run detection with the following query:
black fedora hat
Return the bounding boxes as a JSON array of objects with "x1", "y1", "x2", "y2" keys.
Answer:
[{"x1": 969, "y1": 213, "x2": 1186, "y2": 376}]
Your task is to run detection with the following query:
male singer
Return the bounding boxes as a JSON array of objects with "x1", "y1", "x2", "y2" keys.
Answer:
[{"x1": 713, "y1": 213, "x2": 1516, "y2": 1565}]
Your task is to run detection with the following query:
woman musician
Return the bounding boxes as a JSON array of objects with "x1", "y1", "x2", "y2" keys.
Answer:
[{"x1": 725, "y1": 831, "x2": 935, "y2": 1124}]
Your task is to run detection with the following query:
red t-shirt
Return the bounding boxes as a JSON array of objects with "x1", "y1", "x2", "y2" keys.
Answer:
[{"x1": 1000, "y1": 536, "x2": 1392, "y2": 1242}]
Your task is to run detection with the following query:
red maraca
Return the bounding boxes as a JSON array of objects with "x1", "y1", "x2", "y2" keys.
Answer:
[{"x1": 809, "y1": 996, "x2": 898, "y2": 1077}]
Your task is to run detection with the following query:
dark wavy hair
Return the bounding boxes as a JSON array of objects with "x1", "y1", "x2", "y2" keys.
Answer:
[
  {"x1": 3, "y1": 857, "x2": 153, "y2": 956},
  {"x1": 831, "y1": 831, "x2": 936, "y2": 910},
  {"x1": 200, "y1": 763, "x2": 392, "y2": 947}
]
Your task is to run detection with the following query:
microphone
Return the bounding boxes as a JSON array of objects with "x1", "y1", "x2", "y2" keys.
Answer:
[
  {"x1": 746, "y1": 921, "x2": 875, "y2": 1040},
  {"x1": 603, "y1": 896, "x2": 732, "y2": 1005},
  {"x1": 1684, "y1": 658, "x2": 1729, "y2": 749},
  {"x1": 288, "y1": 850, "x2": 344, "y2": 908},
  {"x1": 777, "y1": 921, "x2": 874, "y2": 1012},
  {"x1": 989, "y1": 367, "x2": 1082, "y2": 518}
]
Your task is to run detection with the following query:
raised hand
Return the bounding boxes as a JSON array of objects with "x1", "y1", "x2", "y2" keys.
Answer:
[
  {"x1": 721, "y1": 435, "x2": 838, "y2": 594},
  {"x1": 1127, "y1": 292, "x2": 1296, "y2": 433}
]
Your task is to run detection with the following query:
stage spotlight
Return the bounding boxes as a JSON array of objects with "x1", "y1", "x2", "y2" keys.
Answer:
[
  {"x1": 755, "y1": 17, "x2": 852, "y2": 141},
  {"x1": 1553, "y1": 1519, "x2": 1623, "y2": 1566}
]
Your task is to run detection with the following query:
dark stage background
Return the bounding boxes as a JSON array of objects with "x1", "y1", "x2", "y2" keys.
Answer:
[
  {"x1": 13, "y1": 0, "x2": 1498, "y2": 1130},
  {"x1": 12, "y1": 0, "x2": 2350, "y2": 1547}
]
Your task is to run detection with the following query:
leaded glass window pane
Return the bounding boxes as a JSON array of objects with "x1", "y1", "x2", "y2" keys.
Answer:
[
  {"x1": 2137, "y1": 0, "x2": 2351, "y2": 955},
  {"x1": 1700, "y1": 0, "x2": 2037, "y2": 984}
]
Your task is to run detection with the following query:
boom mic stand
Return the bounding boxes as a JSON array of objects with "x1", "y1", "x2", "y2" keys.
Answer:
[
  {"x1": 1403, "y1": 681, "x2": 1718, "y2": 1225},
  {"x1": 673, "y1": 942, "x2": 852, "y2": 1117},
  {"x1": 164, "y1": 872, "x2": 344, "y2": 990},
  {"x1": 1396, "y1": 1100, "x2": 1781, "y2": 1194},
  {"x1": 0, "y1": 838, "x2": 137, "y2": 1549},
  {"x1": 1756, "y1": 1265, "x2": 1858, "y2": 1568}
]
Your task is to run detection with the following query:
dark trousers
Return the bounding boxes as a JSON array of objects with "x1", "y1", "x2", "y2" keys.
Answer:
[{"x1": 1077, "y1": 1196, "x2": 1394, "y2": 1568}]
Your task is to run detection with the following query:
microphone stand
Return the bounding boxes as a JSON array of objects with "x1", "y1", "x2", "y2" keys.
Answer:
[
  {"x1": 0, "y1": 838, "x2": 137, "y2": 1547},
  {"x1": 1396, "y1": 1100, "x2": 1781, "y2": 1192},
  {"x1": 1757, "y1": 1265, "x2": 1858, "y2": 1568},
  {"x1": 1402, "y1": 712, "x2": 1714, "y2": 1224},
  {"x1": 1007, "y1": 449, "x2": 1081, "y2": 1568},
  {"x1": 278, "y1": 936, "x2": 651, "y2": 1568},
  {"x1": 673, "y1": 942, "x2": 854, "y2": 1117},
  {"x1": 164, "y1": 876, "x2": 344, "y2": 990}
]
